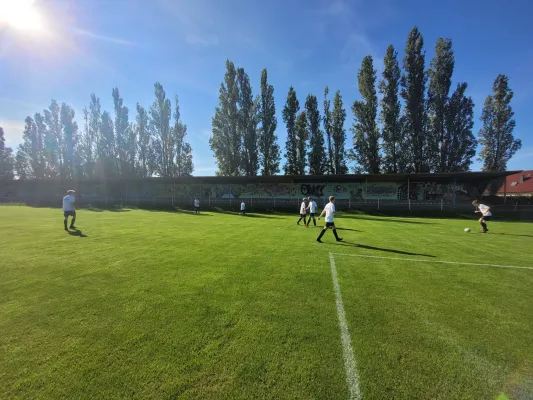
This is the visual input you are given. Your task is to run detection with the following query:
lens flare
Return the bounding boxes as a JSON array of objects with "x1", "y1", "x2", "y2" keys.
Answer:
[{"x1": 0, "y1": 0, "x2": 45, "y2": 32}]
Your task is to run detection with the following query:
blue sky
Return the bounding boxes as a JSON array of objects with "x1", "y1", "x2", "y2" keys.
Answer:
[{"x1": 1, "y1": 0, "x2": 532, "y2": 175}]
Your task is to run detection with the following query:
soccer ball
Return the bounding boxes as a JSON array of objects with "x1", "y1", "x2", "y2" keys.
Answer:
[{"x1": 464, "y1": 228, "x2": 471, "y2": 233}]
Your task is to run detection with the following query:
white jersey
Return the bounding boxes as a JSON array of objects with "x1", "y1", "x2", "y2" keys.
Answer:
[
  {"x1": 478, "y1": 204, "x2": 492, "y2": 217},
  {"x1": 310, "y1": 201, "x2": 317, "y2": 213},
  {"x1": 241, "y1": 202, "x2": 246, "y2": 210},
  {"x1": 323, "y1": 202, "x2": 335, "y2": 223},
  {"x1": 194, "y1": 199, "x2": 200, "y2": 207},
  {"x1": 62, "y1": 195, "x2": 75, "y2": 211},
  {"x1": 300, "y1": 202, "x2": 307, "y2": 214}
]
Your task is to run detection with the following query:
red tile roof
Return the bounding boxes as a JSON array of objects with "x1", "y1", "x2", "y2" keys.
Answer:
[{"x1": 496, "y1": 170, "x2": 533, "y2": 194}]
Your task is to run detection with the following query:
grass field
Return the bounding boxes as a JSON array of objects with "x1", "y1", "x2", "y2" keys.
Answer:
[{"x1": 1, "y1": 206, "x2": 532, "y2": 400}]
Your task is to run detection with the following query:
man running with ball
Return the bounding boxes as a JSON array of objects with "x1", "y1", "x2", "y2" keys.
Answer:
[{"x1": 316, "y1": 196, "x2": 342, "y2": 243}]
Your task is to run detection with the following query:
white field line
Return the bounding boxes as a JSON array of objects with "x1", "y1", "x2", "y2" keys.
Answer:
[
  {"x1": 329, "y1": 253, "x2": 362, "y2": 400},
  {"x1": 332, "y1": 253, "x2": 533, "y2": 271}
]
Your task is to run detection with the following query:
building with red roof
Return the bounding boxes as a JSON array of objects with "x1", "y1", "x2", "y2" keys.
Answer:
[{"x1": 494, "y1": 170, "x2": 533, "y2": 197}]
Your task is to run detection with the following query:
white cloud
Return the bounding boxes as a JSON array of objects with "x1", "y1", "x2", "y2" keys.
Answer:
[
  {"x1": 185, "y1": 33, "x2": 219, "y2": 46},
  {"x1": 327, "y1": 0, "x2": 352, "y2": 16},
  {"x1": 71, "y1": 27, "x2": 136, "y2": 46},
  {"x1": 0, "y1": 119, "x2": 25, "y2": 148}
]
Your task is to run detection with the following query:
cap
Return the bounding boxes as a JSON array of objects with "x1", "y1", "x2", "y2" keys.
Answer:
[{"x1": 67, "y1": 190, "x2": 76, "y2": 194}]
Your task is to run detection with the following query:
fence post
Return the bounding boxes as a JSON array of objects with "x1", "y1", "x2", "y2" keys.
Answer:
[
  {"x1": 209, "y1": 195, "x2": 211, "y2": 207},
  {"x1": 378, "y1": 198, "x2": 380, "y2": 210},
  {"x1": 441, "y1": 198, "x2": 443, "y2": 211},
  {"x1": 251, "y1": 197, "x2": 252, "y2": 209},
  {"x1": 274, "y1": 197, "x2": 276, "y2": 209},
  {"x1": 349, "y1": 197, "x2": 351, "y2": 209}
]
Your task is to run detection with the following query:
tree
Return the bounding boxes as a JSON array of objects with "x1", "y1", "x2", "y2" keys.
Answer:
[
  {"x1": 210, "y1": 60, "x2": 241, "y2": 176},
  {"x1": 112, "y1": 88, "x2": 130, "y2": 177},
  {"x1": 331, "y1": 90, "x2": 348, "y2": 174},
  {"x1": 135, "y1": 103, "x2": 151, "y2": 178},
  {"x1": 478, "y1": 74, "x2": 521, "y2": 171},
  {"x1": 150, "y1": 82, "x2": 173, "y2": 177},
  {"x1": 323, "y1": 87, "x2": 334, "y2": 174},
  {"x1": 306, "y1": 94, "x2": 326, "y2": 175},
  {"x1": 43, "y1": 100, "x2": 62, "y2": 178},
  {"x1": 445, "y1": 83, "x2": 476, "y2": 171},
  {"x1": 0, "y1": 127, "x2": 15, "y2": 180},
  {"x1": 237, "y1": 68, "x2": 259, "y2": 176},
  {"x1": 401, "y1": 27, "x2": 428, "y2": 173},
  {"x1": 428, "y1": 38, "x2": 454, "y2": 171},
  {"x1": 172, "y1": 96, "x2": 193, "y2": 177},
  {"x1": 258, "y1": 68, "x2": 280, "y2": 175},
  {"x1": 96, "y1": 111, "x2": 116, "y2": 178},
  {"x1": 295, "y1": 111, "x2": 308, "y2": 175},
  {"x1": 379, "y1": 45, "x2": 405, "y2": 173},
  {"x1": 16, "y1": 116, "x2": 43, "y2": 179},
  {"x1": 60, "y1": 103, "x2": 79, "y2": 180},
  {"x1": 282, "y1": 86, "x2": 300, "y2": 175},
  {"x1": 352, "y1": 55, "x2": 380, "y2": 173}
]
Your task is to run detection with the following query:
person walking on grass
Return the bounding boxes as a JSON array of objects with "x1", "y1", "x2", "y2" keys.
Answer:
[
  {"x1": 62, "y1": 190, "x2": 77, "y2": 231},
  {"x1": 297, "y1": 198, "x2": 307, "y2": 226},
  {"x1": 316, "y1": 196, "x2": 343, "y2": 243},
  {"x1": 306, "y1": 197, "x2": 318, "y2": 227},
  {"x1": 194, "y1": 198, "x2": 200, "y2": 214},
  {"x1": 240, "y1": 200, "x2": 246, "y2": 216},
  {"x1": 472, "y1": 200, "x2": 492, "y2": 233}
]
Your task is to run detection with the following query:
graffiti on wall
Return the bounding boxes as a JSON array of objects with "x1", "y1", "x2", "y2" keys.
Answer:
[{"x1": 0, "y1": 179, "x2": 489, "y2": 202}]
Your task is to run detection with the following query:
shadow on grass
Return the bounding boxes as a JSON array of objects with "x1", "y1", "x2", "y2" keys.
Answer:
[
  {"x1": 326, "y1": 240, "x2": 435, "y2": 257},
  {"x1": 339, "y1": 215, "x2": 435, "y2": 225},
  {"x1": 68, "y1": 229, "x2": 88, "y2": 238},
  {"x1": 497, "y1": 233, "x2": 533, "y2": 238},
  {"x1": 336, "y1": 227, "x2": 363, "y2": 232},
  {"x1": 84, "y1": 208, "x2": 131, "y2": 212}
]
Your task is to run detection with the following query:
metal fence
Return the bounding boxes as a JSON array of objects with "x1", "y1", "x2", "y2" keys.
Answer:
[{"x1": 2, "y1": 196, "x2": 532, "y2": 216}]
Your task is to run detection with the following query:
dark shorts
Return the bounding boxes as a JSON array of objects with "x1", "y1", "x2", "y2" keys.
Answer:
[
  {"x1": 300, "y1": 214, "x2": 306, "y2": 218},
  {"x1": 325, "y1": 222, "x2": 335, "y2": 228},
  {"x1": 194, "y1": 206, "x2": 200, "y2": 210},
  {"x1": 64, "y1": 210, "x2": 76, "y2": 218},
  {"x1": 481, "y1": 215, "x2": 491, "y2": 221},
  {"x1": 309, "y1": 213, "x2": 316, "y2": 217}
]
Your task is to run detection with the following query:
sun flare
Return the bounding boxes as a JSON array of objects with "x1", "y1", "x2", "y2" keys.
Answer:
[{"x1": 0, "y1": 0, "x2": 45, "y2": 32}]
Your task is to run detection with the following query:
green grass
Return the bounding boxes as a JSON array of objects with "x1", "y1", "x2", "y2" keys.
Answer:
[{"x1": 0, "y1": 206, "x2": 532, "y2": 400}]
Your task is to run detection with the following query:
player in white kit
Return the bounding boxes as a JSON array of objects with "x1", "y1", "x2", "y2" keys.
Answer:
[{"x1": 316, "y1": 196, "x2": 342, "y2": 243}]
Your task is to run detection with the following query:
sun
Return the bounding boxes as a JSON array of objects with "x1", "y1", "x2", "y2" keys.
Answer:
[{"x1": 0, "y1": 0, "x2": 45, "y2": 32}]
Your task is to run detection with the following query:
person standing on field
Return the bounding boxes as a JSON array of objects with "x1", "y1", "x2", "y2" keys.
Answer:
[
  {"x1": 316, "y1": 196, "x2": 343, "y2": 243},
  {"x1": 297, "y1": 198, "x2": 307, "y2": 226},
  {"x1": 194, "y1": 198, "x2": 200, "y2": 214},
  {"x1": 472, "y1": 200, "x2": 492, "y2": 233},
  {"x1": 306, "y1": 197, "x2": 318, "y2": 227},
  {"x1": 62, "y1": 190, "x2": 77, "y2": 231},
  {"x1": 240, "y1": 200, "x2": 246, "y2": 216}
]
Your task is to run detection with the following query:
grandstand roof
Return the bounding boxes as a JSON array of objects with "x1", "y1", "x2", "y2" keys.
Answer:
[
  {"x1": 2, "y1": 171, "x2": 519, "y2": 186},
  {"x1": 494, "y1": 170, "x2": 533, "y2": 195}
]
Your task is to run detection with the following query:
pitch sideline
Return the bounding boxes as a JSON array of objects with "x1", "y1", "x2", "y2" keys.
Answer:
[
  {"x1": 329, "y1": 253, "x2": 362, "y2": 400},
  {"x1": 332, "y1": 253, "x2": 533, "y2": 270}
]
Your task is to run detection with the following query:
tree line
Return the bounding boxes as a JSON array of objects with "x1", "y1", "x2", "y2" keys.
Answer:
[
  {"x1": 209, "y1": 27, "x2": 522, "y2": 176},
  {"x1": 0, "y1": 26, "x2": 522, "y2": 182},
  {"x1": 0, "y1": 82, "x2": 193, "y2": 181}
]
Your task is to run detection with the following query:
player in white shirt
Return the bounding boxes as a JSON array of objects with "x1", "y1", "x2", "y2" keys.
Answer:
[
  {"x1": 62, "y1": 190, "x2": 77, "y2": 231},
  {"x1": 194, "y1": 198, "x2": 200, "y2": 214},
  {"x1": 240, "y1": 200, "x2": 246, "y2": 216},
  {"x1": 316, "y1": 196, "x2": 342, "y2": 243},
  {"x1": 472, "y1": 200, "x2": 492, "y2": 233},
  {"x1": 306, "y1": 197, "x2": 318, "y2": 227},
  {"x1": 297, "y1": 198, "x2": 308, "y2": 226}
]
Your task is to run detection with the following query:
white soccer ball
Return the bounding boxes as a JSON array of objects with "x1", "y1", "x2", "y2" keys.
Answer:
[{"x1": 464, "y1": 228, "x2": 471, "y2": 233}]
